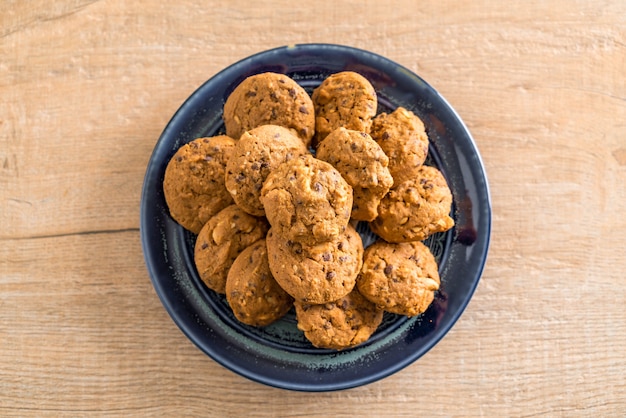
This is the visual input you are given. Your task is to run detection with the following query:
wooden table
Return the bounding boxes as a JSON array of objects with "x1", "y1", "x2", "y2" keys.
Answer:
[{"x1": 2, "y1": 1, "x2": 625, "y2": 416}]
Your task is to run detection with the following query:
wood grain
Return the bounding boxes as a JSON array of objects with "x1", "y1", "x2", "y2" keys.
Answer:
[{"x1": 1, "y1": 0, "x2": 625, "y2": 416}]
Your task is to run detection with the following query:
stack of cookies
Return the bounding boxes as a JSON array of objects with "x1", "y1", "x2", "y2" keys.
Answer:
[{"x1": 162, "y1": 71, "x2": 454, "y2": 350}]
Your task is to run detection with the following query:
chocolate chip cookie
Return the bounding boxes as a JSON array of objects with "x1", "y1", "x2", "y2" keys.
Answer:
[
  {"x1": 223, "y1": 72, "x2": 315, "y2": 146},
  {"x1": 311, "y1": 71, "x2": 377, "y2": 147},
  {"x1": 369, "y1": 107, "x2": 429, "y2": 185},
  {"x1": 316, "y1": 127, "x2": 394, "y2": 221},
  {"x1": 225, "y1": 239, "x2": 293, "y2": 327},
  {"x1": 225, "y1": 125, "x2": 308, "y2": 216},
  {"x1": 261, "y1": 154, "x2": 353, "y2": 245},
  {"x1": 294, "y1": 288, "x2": 383, "y2": 350},
  {"x1": 357, "y1": 240, "x2": 440, "y2": 317},
  {"x1": 265, "y1": 225, "x2": 363, "y2": 304},
  {"x1": 163, "y1": 135, "x2": 236, "y2": 234},
  {"x1": 370, "y1": 165, "x2": 455, "y2": 242},
  {"x1": 194, "y1": 205, "x2": 269, "y2": 294}
]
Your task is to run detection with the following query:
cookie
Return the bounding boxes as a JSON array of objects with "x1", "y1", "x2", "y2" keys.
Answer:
[
  {"x1": 316, "y1": 127, "x2": 394, "y2": 221},
  {"x1": 357, "y1": 240, "x2": 440, "y2": 317},
  {"x1": 260, "y1": 154, "x2": 353, "y2": 245},
  {"x1": 265, "y1": 225, "x2": 363, "y2": 304},
  {"x1": 294, "y1": 288, "x2": 383, "y2": 350},
  {"x1": 311, "y1": 71, "x2": 377, "y2": 147},
  {"x1": 225, "y1": 239, "x2": 293, "y2": 327},
  {"x1": 194, "y1": 205, "x2": 269, "y2": 294},
  {"x1": 163, "y1": 135, "x2": 236, "y2": 234},
  {"x1": 225, "y1": 125, "x2": 308, "y2": 217},
  {"x1": 370, "y1": 165, "x2": 455, "y2": 242},
  {"x1": 223, "y1": 72, "x2": 315, "y2": 146},
  {"x1": 369, "y1": 107, "x2": 429, "y2": 184}
]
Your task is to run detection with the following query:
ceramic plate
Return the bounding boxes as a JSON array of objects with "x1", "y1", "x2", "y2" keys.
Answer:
[{"x1": 140, "y1": 44, "x2": 491, "y2": 391}]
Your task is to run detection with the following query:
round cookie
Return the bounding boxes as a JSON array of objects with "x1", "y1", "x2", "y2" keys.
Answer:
[
  {"x1": 357, "y1": 240, "x2": 440, "y2": 317},
  {"x1": 316, "y1": 127, "x2": 394, "y2": 222},
  {"x1": 163, "y1": 135, "x2": 236, "y2": 234},
  {"x1": 225, "y1": 125, "x2": 308, "y2": 217},
  {"x1": 311, "y1": 71, "x2": 377, "y2": 147},
  {"x1": 294, "y1": 288, "x2": 383, "y2": 350},
  {"x1": 223, "y1": 72, "x2": 315, "y2": 146},
  {"x1": 370, "y1": 165, "x2": 455, "y2": 243},
  {"x1": 260, "y1": 154, "x2": 353, "y2": 245},
  {"x1": 370, "y1": 107, "x2": 429, "y2": 184},
  {"x1": 225, "y1": 239, "x2": 293, "y2": 327},
  {"x1": 194, "y1": 205, "x2": 269, "y2": 294},
  {"x1": 265, "y1": 225, "x2": 363, "y2": 304}
]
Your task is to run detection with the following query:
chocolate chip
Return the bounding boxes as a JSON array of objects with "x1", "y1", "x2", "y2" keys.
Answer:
[
  {"x1": 341, "y1": 300, "x2": 349, "y2": 310},
  {"x1": 381, "y1": 132, "x2": 390, "y2": 140},
  {"x1": 251, "y1": 162, "x2": 260, "y2": 170},
  {"x1": 350, "y1": 143, "x2": 358, "y2": 151},
  {"x1": 175, "y1": 156, "x2": 183, "y2": 162},
  {"x1": 313, "y1": 182, "x2": 322, "y2": 192},
  {"x1": 245, "y1": 91, "x2": 257, "y2": 97},
  {"x1": 288, "y1": 88, "x2": 296, "y2": 98},
  {"x1": 201, "y1": 242, "x2": 208, "y2": 250},
  {"x1": 338, "y1": 255, "x2": 349, "y2": 262},
  {"x1": 299, "y1": 106, "x2": 309, "y2": 114},
  {"x1": 322, "y1": 252, "x2": 331, "y2": 261},
  {"x1": 260, "y1": 161, "x2": 270, "y2": 169},
  {"x1": 235, "y1": 173, "x2": 246, "y2": 183},
  {"x1": 337, "y1": 242, "x2": 344, "y2": 251},
  {"x1": 360, "y1": 132, "x2": 368, "y2": 137},
  {"x1": 384, "y1": 265, "x2": 393, "y2": 275},
  {"x1": 326, "y1": 271, "x2": 336, "y2": 280},
  {"x1": 203, "y1": 155, "x2": 213, "y2": 162}
]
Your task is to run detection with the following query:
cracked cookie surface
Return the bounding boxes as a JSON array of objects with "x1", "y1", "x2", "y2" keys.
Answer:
[
  {"x1": 163, "y1": 135, "x2": 235, "y2": 234},
  {"x1": 370, "y1": 165, "x2": 454, "y2": 242},
  {"x1": 357, "y1": 240, "x2": 440, "y2": 317},
  {"x1": 194, "y1": 205, "x2": 269, "y2": 294},
  {"x1": 294, "y1": 288, "x2": 383, "y2": 350},
  {"x1": 265, "y1": 225, "x2": 363, "y2": 304},
  {"x1": 226, "y1": 239, "x2": 293, "y2": 327},
  {"x1": 260, "y1": 154, "x2": 353, "y2": 245},
  {"x1": 311, "y1": 71, "x2": 377, "y2": 147},
  {"x1": 223, "y1": 72, "x2": 315, "y2": 147},
  {"x1": 370, "y1": 107, "x2": 429, "y2": 184},
  {"x1": 225, "y1": 125, "x2": 308, "y2": 217},
  {"x1": 316, "y1": 127, "x2": 393, "y2": 221}
]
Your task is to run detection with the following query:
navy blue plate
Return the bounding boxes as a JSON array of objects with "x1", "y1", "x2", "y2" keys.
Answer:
[{"x1": 140, "y1": 44, "x2": 491, "y2": 391}]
